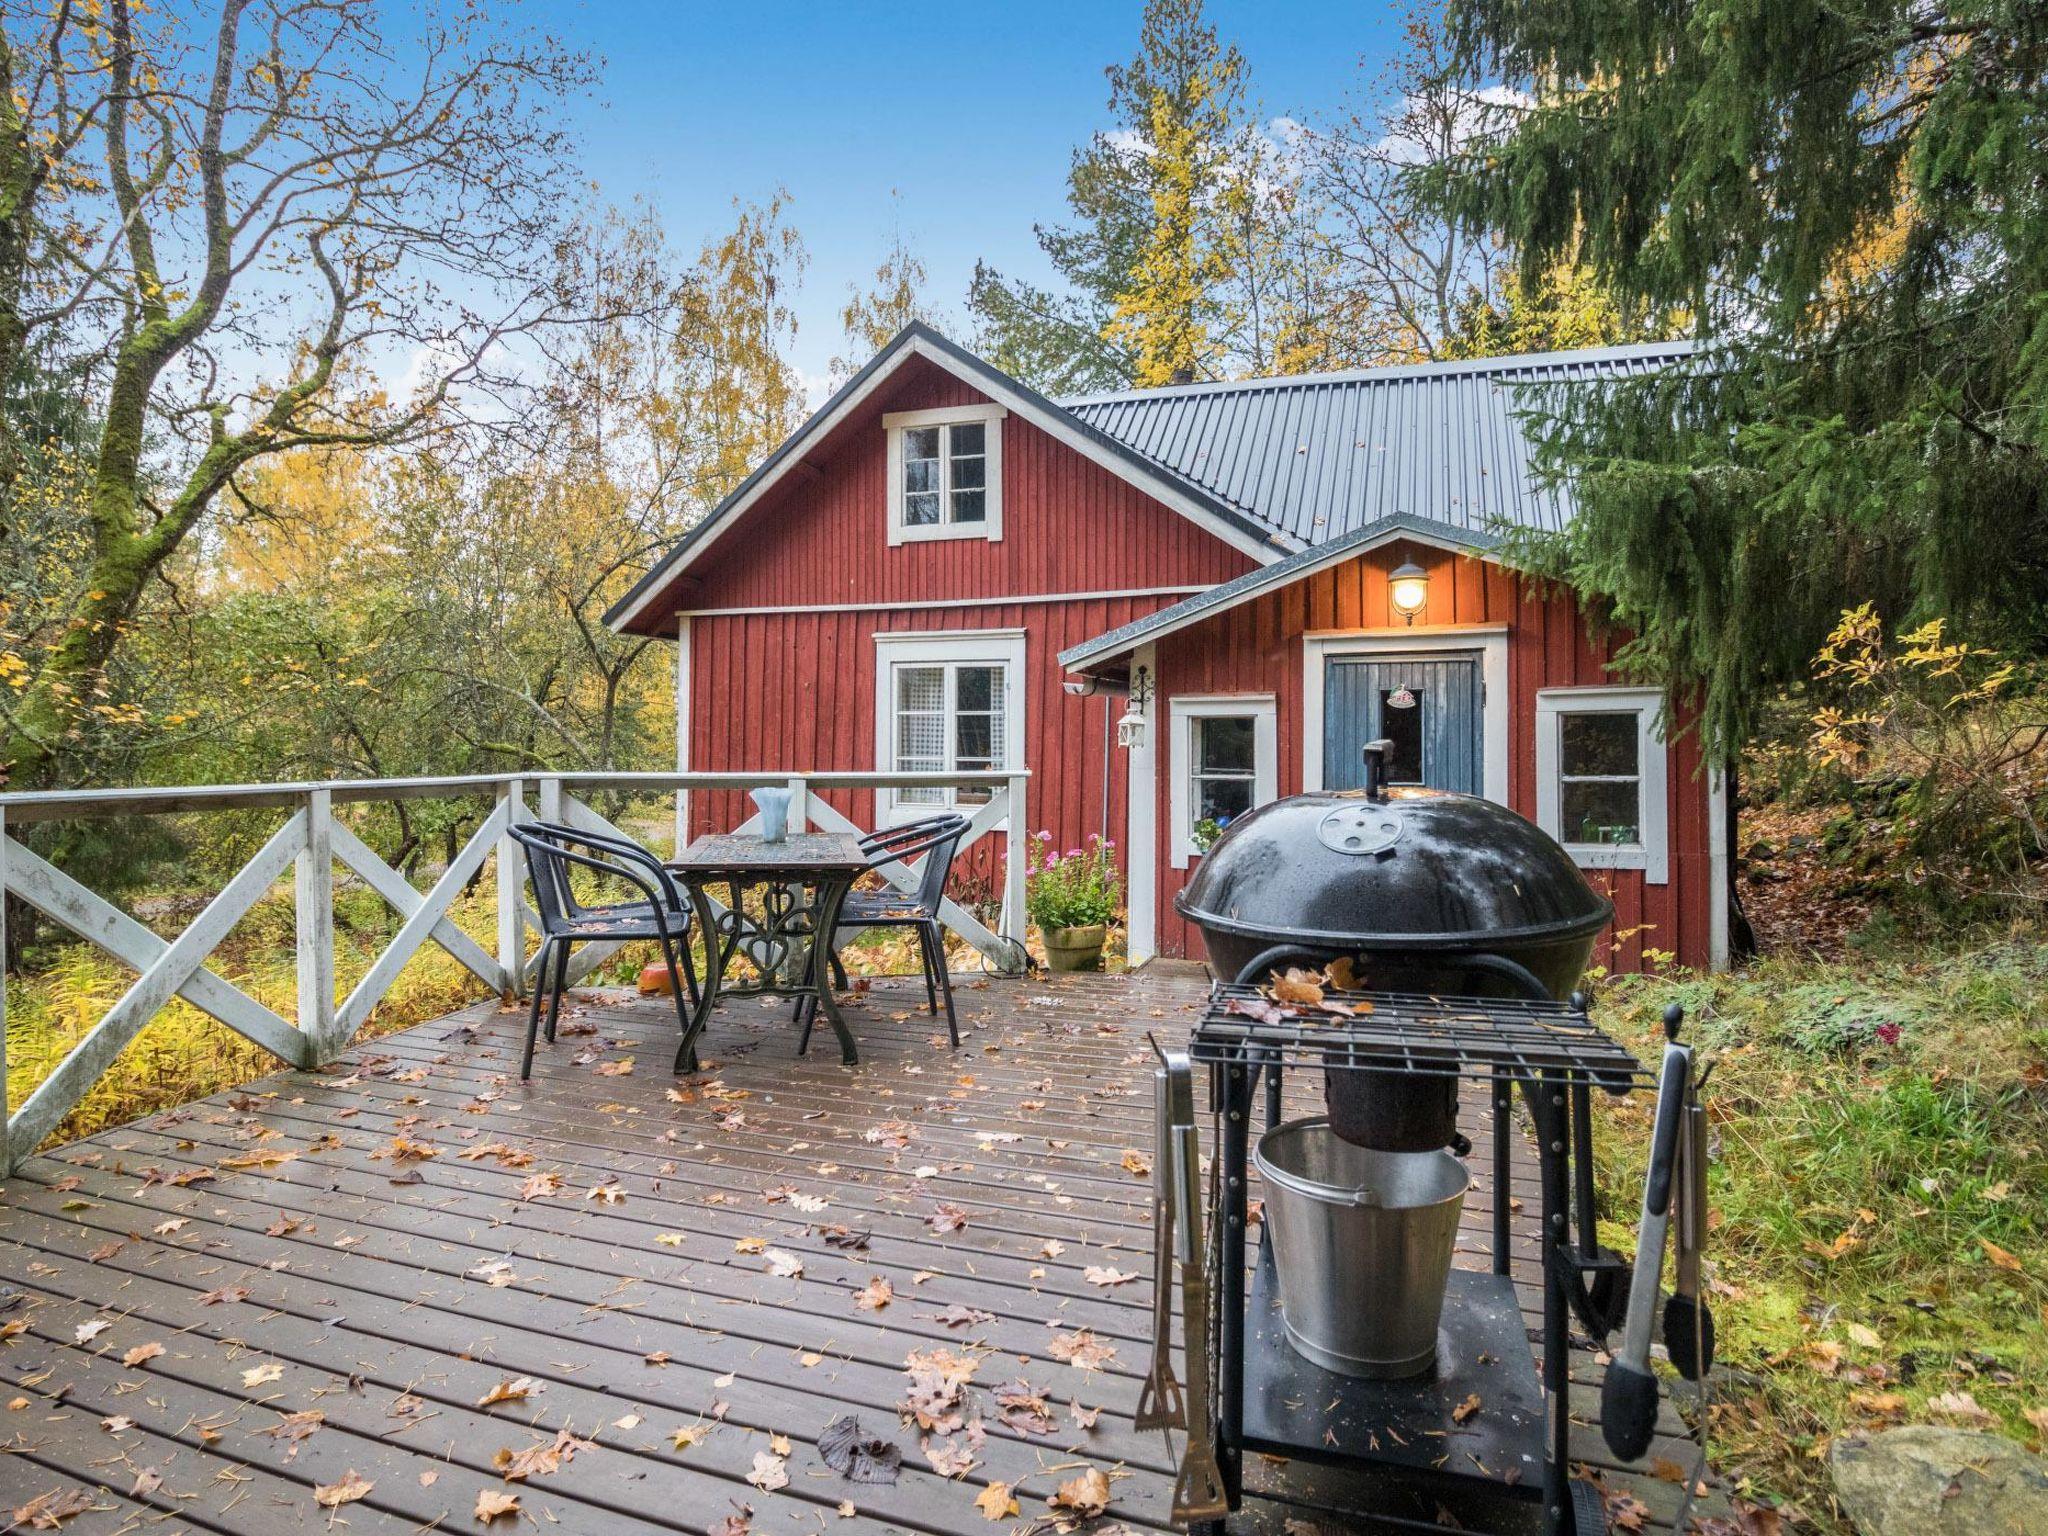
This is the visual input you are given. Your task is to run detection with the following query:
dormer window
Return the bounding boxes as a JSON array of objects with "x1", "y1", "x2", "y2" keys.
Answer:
[{"x1": 885, "y1": 404, "x2": 1005, "y2": 544}]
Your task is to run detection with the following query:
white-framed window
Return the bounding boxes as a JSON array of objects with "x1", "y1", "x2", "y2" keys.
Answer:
[
  {"x1": 1168, "y1": 695, "x2": 1278, "y2": 869},
  {"x1": 1534, "y1": 687, "x2": 1669, "y2": 884},
  {"x1": 885, "y1": 403, "x2": 1005, "y2": 544},
  {"x1": 873, "y1": 629, "x2": 1026, "y2": 822}
]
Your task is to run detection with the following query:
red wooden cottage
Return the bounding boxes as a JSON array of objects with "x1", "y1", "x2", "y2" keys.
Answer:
[{"x1": 605, "y1": 324, "x2": 1729, "y2": 974}]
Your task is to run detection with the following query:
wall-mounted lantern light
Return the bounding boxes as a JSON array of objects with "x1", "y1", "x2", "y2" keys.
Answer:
[
  {"x1": 1117, "y1": 664, "x2": 1154, "y2": 750},
  {"x1": 1389, "y1": 560, "x2": 1430, "y2": 625}
]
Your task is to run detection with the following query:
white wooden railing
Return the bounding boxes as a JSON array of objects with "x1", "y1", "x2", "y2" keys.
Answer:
[{"x1": 0, "y1": 769, "x2": 1030, "y2": 1171}]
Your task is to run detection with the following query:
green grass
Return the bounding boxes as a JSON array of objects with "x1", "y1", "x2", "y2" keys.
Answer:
[{"x1": 1588, "y1": 941, "x2": 2048, "y2": 1527}]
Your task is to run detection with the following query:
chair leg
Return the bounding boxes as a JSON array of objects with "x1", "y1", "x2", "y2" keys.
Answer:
[
  {"x1": 660, "y1": 937, "x2": 691, "y2": 1038},
  {"x1": 544, "y1": 940, "x2": 571, "y2": 1043},
  {"x1": 796, "y1": 994, "x2": 815, "y2": 1056},
  {"x1": 926, "y1": 921, "x2": 959, "y2": 1047},
  {"x1": 915, "y1": 924, "x2": 939, "y2": 1014},
  {"x1": 520, "y1": 938, "x2": 555, "y2": 1081},
  {"x1": 679, "y1": 927, "x2": 702, "y2": 1008},
  {"x1": 829, "y1": 948, "x2": 849, "y2": 991}
]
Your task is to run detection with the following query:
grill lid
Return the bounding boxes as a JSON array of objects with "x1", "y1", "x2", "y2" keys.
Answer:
[{"x1": 1175, "y1": 746, "x2": 1613, "y2": 953}]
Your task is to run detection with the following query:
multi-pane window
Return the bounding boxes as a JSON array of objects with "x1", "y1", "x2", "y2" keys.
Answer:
[
  {"x1": 1169, "y1": 696, "x2": 1277, "y2": 867},
  {"x1": 1557, "y1": 711, "x2": 1641, "y2": 846},
  {"x1": 888, "y1": 410, "x2": 1002, "y2": 541},
  {"x1": 1534, "y1": 688, "x2": 1669, "y2": 882},
  {"x1": 892, "y1": 661, "x2": 1007, "y2": 806},
  {"x1": 1190, "y1": 716, "x2": 1256, "y2": 844}
]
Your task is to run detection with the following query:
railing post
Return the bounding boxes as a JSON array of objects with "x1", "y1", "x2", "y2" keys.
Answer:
[
  {"x1": 538, "y1": 776, "x2": 563, "y2": 826},
  {"x1": 497, "y1": 777, "x2": 527, "y2": 998},
  {"x1": 1003, "y1": 772, "x2": 1029, "y2": 971},
  {"x1": 294, "y1": 788, "x2": 335, "y2": 1065},
  {"x1": 786, "y1": 775, "x2": 809, "y2": 834},
  {"x1": 0, "y1": 805, "x2": 11, "y2": 1179}
]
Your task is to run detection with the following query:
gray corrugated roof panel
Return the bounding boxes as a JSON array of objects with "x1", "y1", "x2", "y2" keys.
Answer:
[{"x1": 1062, "y1": 341, "x2": 1693, "y2": 548}]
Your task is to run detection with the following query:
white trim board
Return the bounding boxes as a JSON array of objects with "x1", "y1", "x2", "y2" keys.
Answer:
[
  {"x1": 1302, "y1": 628, "x2": 1509, "y2": 805},
  {"x1": 872, "y1": 629, "x2": 1028, "y2": 826},
  {"x1": 1533, "y1": 686, "x2": 1670, "y2": 885},
  {"x1": 675, "y1": 585, "x2": 1210, "y2": 620},
  {"x1": 1123, "y1": 643, "x2": 1158, "y2": 965},
  {"x1": 1167, "y1": 694, "x2": 1277, "y2": 870}
]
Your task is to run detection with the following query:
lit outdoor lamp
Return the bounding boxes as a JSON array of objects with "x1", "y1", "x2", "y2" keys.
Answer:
[
  {"x1": 1389, "y1": 559, "x2": 1430, "y2": 625},
  {"x1": 1117, "y1": 665, "x2": 1154, "y2": 750}
]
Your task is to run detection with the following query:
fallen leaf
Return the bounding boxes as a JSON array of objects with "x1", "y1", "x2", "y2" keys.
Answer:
[
  {"x1": 746, "y1": 1450, "x2": 789, "y2": 1492},
  {"x1": 314, "y1": 1470, "x2": 373, "y2": 1508},
  {"x1": 121, "y1": 1341, "x2": 165, "y2": 1369},
  {"x1": 73, "y1": 1318, "x2": 112, "y2": 1346},
  {"x1": 1050, "y1": 1466, "x2": 1112, "y2": 1519},
  {"x1": 672, "y1": 1424, "x2": 708, "y2": 1450},
  {"x1": 7, "y1": 1488, "x2": 100, "y2": 1529},
  {"x1": 241, "y1": 1361, "x2": 285, "y2": 1388},
  {"x1": 1927, "y1": 1389, "x2": 1998, "y2": 1426},
  {"x1": 975, "y1": 1482, "x2": 1020, "y2": 1521},
  {"x1": 925, "y1": 1205, "x2": 970, "y2": 1234},
  {"x1": 475, "y1": 1489, "x2": 521, "y2": 1524},
  {"x1": 854, "y1": 1276, "x2": 894, "y2": 1312},
  {"x1": 1047, "y1": 1329, "x2": 1118, "y2": 1372},
  {"x1": 1982, "y1": 1238, "x2": 2026, "y2": 1273},
  {"x1": 1119, "y1": 1149, "x2": 1152, "y2": 1178},
  {"x1": 1082, "y1": 1266, "x2": 1137, "y2": 1288},
  {"x1": 476, "y1": 1377, "x2": 538, "y2": 1409},
  {"x1": 1452, "y1": 1392, "x2": 1482, "y2": 1424},
  {"x1": 764, "y1": 1249, "x2": 804, "y2": 1279}
]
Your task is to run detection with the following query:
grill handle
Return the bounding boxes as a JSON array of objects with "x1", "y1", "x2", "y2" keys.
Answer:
[{"x1": 1360, "y1": 738, "x2": 1396, "y2": 800}]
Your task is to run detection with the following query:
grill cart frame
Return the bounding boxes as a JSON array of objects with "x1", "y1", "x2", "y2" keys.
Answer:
[{"x1": 1176, "y1": 964, "x2": 1673, "y2": 1536}]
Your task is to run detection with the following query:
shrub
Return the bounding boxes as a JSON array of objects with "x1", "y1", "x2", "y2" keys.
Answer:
[
  {"x1": 1025, "y1": 832, "x2": 1120, "y2": 932},
  {"x1": 1806, "y1": 604, "x2": 2048, "y2": 908}
]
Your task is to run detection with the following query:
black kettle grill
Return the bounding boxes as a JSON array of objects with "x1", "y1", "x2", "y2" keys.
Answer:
[
  {"x1": 1147, "y1": 740, "x2": 1715, "y2": 1536},
  {"x1": 1176, "y1": 740, "x2": 1613, "y2": 1151}
]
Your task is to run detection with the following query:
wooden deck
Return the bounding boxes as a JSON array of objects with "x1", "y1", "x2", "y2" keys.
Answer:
[{"x1": 0, "y1": 969, "x2": 1718, "y2": 1535}]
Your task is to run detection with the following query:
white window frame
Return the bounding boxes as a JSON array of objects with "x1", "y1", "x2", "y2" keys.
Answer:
[
  {"x1": 1168, "y1": 695, "x2": 1277, "y2": 870},
  {"x1": 1535, "y1": 686, "x2": 1669, "y2": 884},
  {"x1": 872, "y1": 628, "x2": 1026, "y2": 825},
  {"x1": 1301, "y1": 627, "x2": 1509, "y2": 804},
  {"x1": 885, "y1": 403, "x2": 1006, "y2": 545}
]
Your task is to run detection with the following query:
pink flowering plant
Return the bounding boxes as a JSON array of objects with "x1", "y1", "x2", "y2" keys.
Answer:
[{"x1": 1025, "y1": 831, "x2": 1121, "y2": 931}]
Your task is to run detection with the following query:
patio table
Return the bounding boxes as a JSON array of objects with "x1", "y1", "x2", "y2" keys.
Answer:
[{"x1": 665, "y1": 831, "x2": 867, "y2": 1072}]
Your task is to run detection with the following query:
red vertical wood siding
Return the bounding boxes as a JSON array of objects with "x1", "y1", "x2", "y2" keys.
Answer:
[
  {"x1": 677, "y1": 356, "x2": 1251, "y2": 609},
  {"x1": 658, "y1": 357, "x2": 1713, "y2": 976},
  {"x1": 1150, "y1": 541, "x2": 1714, "y2": 971}
]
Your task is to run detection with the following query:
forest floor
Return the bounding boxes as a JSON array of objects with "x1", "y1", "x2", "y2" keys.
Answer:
[{"x1": 1584, "y1": 799, "x2": 2048, "y2": 1533}]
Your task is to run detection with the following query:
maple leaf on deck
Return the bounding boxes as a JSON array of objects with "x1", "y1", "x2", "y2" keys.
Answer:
[
  {"x1": 1049, "y1": 1466, "x2": 1112, "y2": 1522},
  {"x1": 854, "y1": 1276, "x2": 894, "y2": 1311},
  {"x1": 475, "y1": 1377, "x2": 538, "y2": 1409},
  {"x1": 475, "y1": 1489, "x2": 521, "y2": 1524},
  {"x1": 8, "y1": 1487, "x2": 101, "y2": 1529},
  {"x1": 257, "y1": 1409, "x2": 324, "y2": 1461},
  {"x1": 313, "y1": 1470, "x2": 373, "y2": 1508},
  {"x1": 974, "y1": 1482, "x2": 1019, "y2": 1521},
  {"x1": 494, "y1": 1428, "x2": 593, "y2": 1481},
  {"x1": 1047, "y1": 1329, "x2": 1118, "y2": 1372},
  {"x1": 925, "y1": 1204, "x2": 970, "y2": 1234}
]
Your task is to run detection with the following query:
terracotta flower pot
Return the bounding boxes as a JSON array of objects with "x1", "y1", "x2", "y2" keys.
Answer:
[{"x1": 1042, "y1": 923, "x2": 1108, "y2": 973}]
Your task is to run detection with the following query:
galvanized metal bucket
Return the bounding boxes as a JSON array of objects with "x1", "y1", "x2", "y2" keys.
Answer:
[{"x1": 1254, "y1": 1116, "x2": 1468, "y2": 1379}]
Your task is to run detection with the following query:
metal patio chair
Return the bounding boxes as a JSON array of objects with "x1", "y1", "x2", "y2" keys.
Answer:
[
  {"x1": 802, "y1": 813, "x2": 971, "y2": 1052},
  {"x1": 510, "y1": 824, "x2": 700, "y2": 1080}
]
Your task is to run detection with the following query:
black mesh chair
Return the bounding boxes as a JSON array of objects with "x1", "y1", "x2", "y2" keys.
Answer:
[
  {"x1": 510, "y1": 824, "x2": 699, "y2": 1080},
  {"x1": 803, "y1": 813, "x2": 970, "y2": 1052}
]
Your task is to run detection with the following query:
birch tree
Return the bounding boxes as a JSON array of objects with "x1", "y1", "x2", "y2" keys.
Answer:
[{"x1": 0, "y1": 0, "x2": 598, "y2": 789}]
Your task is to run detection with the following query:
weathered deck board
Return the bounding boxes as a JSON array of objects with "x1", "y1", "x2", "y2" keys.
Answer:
[{"x1": 0, "y1": 968, "x2": 1719, "y2": 1534}]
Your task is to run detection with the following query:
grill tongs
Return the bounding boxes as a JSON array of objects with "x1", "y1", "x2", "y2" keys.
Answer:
[{"x1": 1136, "y1": 1049, "x2": 1228, "y2": 1521}]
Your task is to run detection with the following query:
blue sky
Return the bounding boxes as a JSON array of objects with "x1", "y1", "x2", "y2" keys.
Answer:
[{"x1": 553, "y1": 1, "x2": 1412, "y2": 391}]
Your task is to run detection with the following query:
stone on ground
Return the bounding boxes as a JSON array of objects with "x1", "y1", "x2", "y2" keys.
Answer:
[{"x1": 1829, "y1": 1424, "x2": 2048, "y2": 1536}]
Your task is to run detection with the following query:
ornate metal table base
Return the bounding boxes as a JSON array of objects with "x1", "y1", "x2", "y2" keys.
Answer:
[{"x1": 669, "y1": 837, "x2": 864, "y2": 1073}]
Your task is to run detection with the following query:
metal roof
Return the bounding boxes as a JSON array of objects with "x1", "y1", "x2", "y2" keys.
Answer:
[{"x1": 1063, "y1": 340, "x2": 1693, "y2": 549}]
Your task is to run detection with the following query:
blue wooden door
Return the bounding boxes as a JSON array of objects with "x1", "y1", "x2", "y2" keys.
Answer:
[{"x1": 1323, "y1": 655, "x2": 1483, "y2": 794}]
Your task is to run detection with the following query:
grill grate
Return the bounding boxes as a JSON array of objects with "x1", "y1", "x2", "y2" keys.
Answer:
[{"x1": 1189, "y1": 983, "x2": 1653, "y2": 1086}]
